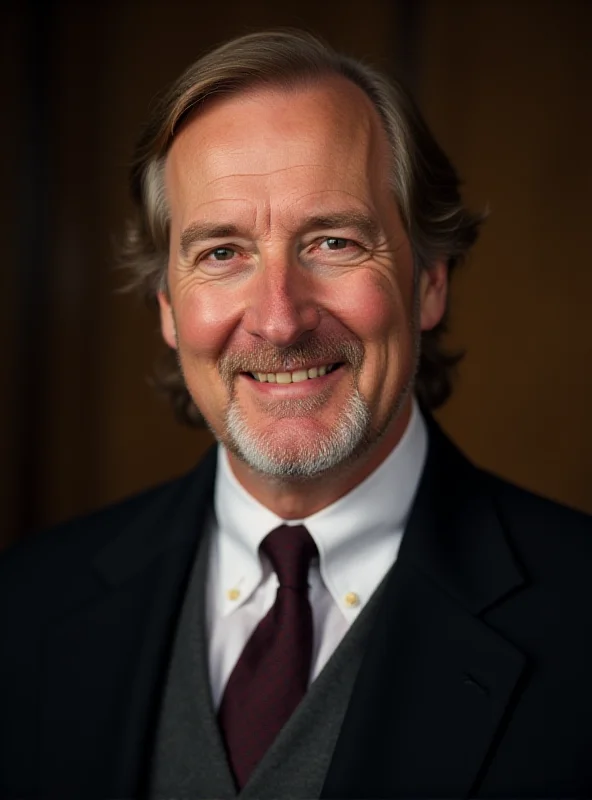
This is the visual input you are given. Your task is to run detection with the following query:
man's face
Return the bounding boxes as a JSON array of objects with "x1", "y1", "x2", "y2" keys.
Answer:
[{"x1": 159, "y1": 76, "x2": 446, "y2": 480}]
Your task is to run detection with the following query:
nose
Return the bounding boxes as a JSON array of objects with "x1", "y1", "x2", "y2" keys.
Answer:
[{"x1": 242, "y1": 251, "x2": 321, "y2": 348}]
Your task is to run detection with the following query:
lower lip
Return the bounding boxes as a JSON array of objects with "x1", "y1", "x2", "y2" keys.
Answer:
[{"x1": 239, "y1": 365, "x2": 345, "y2": 396}]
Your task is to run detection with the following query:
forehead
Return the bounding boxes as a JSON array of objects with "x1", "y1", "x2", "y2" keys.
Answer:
[{"x1": 165, "y1": 76, "x2": 392, "y2": 221}]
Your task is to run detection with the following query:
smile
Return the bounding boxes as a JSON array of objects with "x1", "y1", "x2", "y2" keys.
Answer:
[
  {"x1": 247, "y1": 363, "x2": 343, "y2": 383},
  {"x1": 240, "y1": 363, "x2": 346, "y2": 395}
]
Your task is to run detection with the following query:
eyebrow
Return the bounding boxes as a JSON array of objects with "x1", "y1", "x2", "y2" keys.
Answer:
[
  {"x1": 178, "y1": 210, "x2": 381, "y2": 259},
  {"x1": 180, "y1": 223, "x2": 244, "y2": 259},
  {"x1": 300, "y1": 211, "x2": 381, "y2": 243}
]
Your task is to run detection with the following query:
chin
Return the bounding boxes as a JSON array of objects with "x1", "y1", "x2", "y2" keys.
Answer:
[{"x1": 222, "y1": 390, "x2": 374, "y2": 480}]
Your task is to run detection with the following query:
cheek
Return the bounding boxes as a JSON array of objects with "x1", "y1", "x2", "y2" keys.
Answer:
[
  {"x1": 340, "y1": 271, "x2": 409, "y2": 344},
  {"x1": 175, "y1": 287, "x2": 236, "y2": 358},
  {"x1": 173, "y1": 288, "x2": 238, "y2": 419},
  {"x1": 338, "y1": 272, "x2": 415, "y2": 400}
]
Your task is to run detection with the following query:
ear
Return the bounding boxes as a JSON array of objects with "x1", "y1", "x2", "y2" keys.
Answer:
[
  {"x1": 419, "y1": 260, "x2": 448, "y2": 331},
  {"x1": 157, "y1": 290, "x2": 177, "y2": 349}
]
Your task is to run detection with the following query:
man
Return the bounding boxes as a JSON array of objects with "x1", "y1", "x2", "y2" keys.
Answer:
[{"x1": 1, "y1": 29, "x2": 591, "y2": 800}]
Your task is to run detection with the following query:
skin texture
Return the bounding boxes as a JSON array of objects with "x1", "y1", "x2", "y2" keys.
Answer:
[{"x1": 158, "y1": 76, "x2": 447, "y2": 519}]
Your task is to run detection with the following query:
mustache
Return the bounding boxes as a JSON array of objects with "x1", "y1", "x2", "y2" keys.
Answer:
[{"x1": 219, "y1": 336, "x2": 364, "y2": 378}]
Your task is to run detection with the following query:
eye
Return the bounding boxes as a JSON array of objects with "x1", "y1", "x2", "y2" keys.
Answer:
[
  {"x1": 322, "y1": 237, "x2": 352, "y2": 250},
  {"x1": 208, "y1": 246, "x2": 236, "y2": 261},
  {"x1": 301, "y1": 235, "x2": 367, "y2": 268}
]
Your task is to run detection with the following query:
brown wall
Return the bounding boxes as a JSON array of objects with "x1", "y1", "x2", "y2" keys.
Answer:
[
  {"x1": 3, "y1": 0, "x2": 591, "y2": 548},
  {"x1": 422, "y1": 0, "x2": 592, "y2": 512}
]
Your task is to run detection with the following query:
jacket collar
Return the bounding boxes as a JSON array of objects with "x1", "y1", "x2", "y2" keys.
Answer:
[{"x1": 398, "y1": 413, "x2": 525, "y2": 614}]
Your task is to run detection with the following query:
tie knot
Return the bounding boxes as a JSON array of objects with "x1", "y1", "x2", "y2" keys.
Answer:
[{"x1": 260, "y1": 524, "x2": 318, "y2": 589}]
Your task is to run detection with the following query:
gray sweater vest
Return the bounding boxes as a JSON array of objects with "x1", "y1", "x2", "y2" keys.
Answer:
[{"x1": 149, "y1": 522, "x2": 387, "y2": 799}]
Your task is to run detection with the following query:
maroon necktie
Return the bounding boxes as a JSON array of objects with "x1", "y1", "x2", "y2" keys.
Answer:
[{"x1": 217, "y1": 524, "x2": 318, "y2": 789}]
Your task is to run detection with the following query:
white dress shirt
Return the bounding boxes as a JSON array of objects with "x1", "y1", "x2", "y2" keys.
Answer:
[{"x1": 205, "y1": 398, "x2": 428, "y2": 709}]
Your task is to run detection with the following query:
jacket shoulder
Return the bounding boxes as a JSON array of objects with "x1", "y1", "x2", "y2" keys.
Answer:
[
  {"x1": 478, "y1": 467, "x2": 592, "y2": 574},
  {"x1": 483, "y1": 468, "x2": 591, "y2": 529},
  {"x1": 0, "y1": 462, "x2": 207, "y2": 606}
]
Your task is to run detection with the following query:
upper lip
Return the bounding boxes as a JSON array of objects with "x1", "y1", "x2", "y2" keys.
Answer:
[{"x1": 243, "y1": 361, "x2": 341, "y2": 374}]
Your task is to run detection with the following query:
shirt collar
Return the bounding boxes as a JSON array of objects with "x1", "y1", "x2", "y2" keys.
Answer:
[{"x1": 213, "y1": 397, "x2": 428, "y2": 619}]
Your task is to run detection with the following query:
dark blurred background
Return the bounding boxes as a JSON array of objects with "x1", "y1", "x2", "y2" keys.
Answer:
[{"x1": 2, "y1": 0, "x2": 591, "y2": 549}]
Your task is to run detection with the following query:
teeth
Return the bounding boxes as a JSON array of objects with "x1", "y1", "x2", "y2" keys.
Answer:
[{"x1": 250, "y1": 364, "x2": 337, "y2": 383}]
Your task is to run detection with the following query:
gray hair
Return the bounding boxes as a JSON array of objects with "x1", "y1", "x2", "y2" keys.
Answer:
[{"x1": 120, "y1": 29, "x2": 484, "y2": 426}]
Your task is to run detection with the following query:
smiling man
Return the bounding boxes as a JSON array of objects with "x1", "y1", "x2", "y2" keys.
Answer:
[
  {"x1": 1, "y1": 30, "x2": 592, "y2": 800},
  {"x1": 159, "y1": 74, "x2": 446, "y2": 517}
]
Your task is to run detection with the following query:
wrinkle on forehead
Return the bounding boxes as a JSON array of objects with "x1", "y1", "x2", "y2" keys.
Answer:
[
  {"x1": 201, "y1": 163, "x2": 343, "y2": 187},
  {"x1": 177, "y1": 193, "x2": 386, "y2": 251},
  {"x1": 165, "y1": 76, "x2": 394, "y2": 236}
]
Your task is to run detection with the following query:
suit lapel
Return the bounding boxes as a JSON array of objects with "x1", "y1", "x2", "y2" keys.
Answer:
[
  {"x1": 323, "y1": 421, "x2": 527, "y2": 798},
  {"x1": 38, "y1": 446, "x2": 218, "y2": 799}
]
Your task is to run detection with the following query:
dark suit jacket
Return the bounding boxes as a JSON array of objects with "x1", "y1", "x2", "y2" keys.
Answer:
[{"x1": 1, "y1": 419, "x2": 592, "y2": 799}]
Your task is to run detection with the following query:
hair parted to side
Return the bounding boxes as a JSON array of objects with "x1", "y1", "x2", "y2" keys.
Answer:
[{"x1": 120, "y1": 29, "x2": 484, "y2": 427}]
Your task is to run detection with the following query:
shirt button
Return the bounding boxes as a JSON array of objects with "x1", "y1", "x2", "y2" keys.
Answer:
[
  {"x1": 344, "y1": 591, "x2": 360, "y2": 608},
  {"x1": 227, "y1": 588, "x2": 241, "y2": 601}
]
